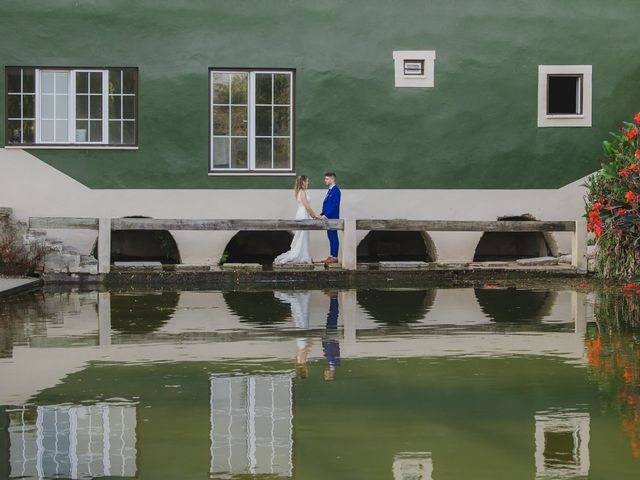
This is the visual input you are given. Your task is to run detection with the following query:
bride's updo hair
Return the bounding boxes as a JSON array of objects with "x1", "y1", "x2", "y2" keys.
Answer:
[{"x1": 294, "y1": 175, "x2": 308, "y2": 198}]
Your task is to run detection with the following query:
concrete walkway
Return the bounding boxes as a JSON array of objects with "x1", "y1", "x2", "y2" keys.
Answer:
[{"x1": 0, "y1": 276, "x2": 42, "y2": 298}]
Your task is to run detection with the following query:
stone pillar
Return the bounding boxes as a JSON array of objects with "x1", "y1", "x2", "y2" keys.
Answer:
[
  {"x1": 571, "y1": 220, "x2": 588, "y2": 273},
  {"x1": 341, "y1": 219, "x2": 357, "y2": 270},
  {"x1": 98, "y1": 217, "x2": 111, "y2": 274},
  {"x1": 98, "y1": 292, "x2": 111, "y2": 347}
]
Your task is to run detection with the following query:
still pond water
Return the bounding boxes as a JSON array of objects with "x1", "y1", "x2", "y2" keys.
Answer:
[{"x1": 0, "y1": 286, "x2": 639, "y2": 479}]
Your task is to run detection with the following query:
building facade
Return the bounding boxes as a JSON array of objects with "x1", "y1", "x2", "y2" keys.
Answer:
[{"x1": 2, "y1": 0, "x2": 638, "y2": 263}]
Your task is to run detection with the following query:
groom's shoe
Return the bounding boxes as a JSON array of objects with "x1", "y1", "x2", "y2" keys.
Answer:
[{"x1": 324, "y1": 256, "x2": 339, "y2": 264}]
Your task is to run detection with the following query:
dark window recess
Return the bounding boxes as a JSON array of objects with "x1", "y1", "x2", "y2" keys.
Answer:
[
  {"x1": 547, "y1": 75, "x2": 582, "y2": 115},
  {"x1": 403, "y1": 60, "x2": 424, "y2": 76}
]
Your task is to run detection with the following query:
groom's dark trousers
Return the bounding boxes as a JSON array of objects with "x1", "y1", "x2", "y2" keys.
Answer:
[{"x1": 321, "y1": 186, "x2": 341, "y2": 258}]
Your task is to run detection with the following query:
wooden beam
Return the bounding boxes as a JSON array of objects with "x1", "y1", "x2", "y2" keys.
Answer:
[
  {"x1": 356, "y1": 219, "x2": 576, "y2": 232},
  {"x1": 29, "y1": 217, "x2": 99, "y2": 230},
  {"x1": 111, "y1": 218, "x2": 345, "y2": 231}
]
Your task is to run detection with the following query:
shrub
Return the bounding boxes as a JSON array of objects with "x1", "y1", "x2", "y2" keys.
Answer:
[{"x1": 0, "y1": 220, "x2": 49, "y2": 275}]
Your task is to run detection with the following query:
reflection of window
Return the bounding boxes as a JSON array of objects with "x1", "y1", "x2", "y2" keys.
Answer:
[
  {"x1": 210, "y1": 374, "x2": 293, "y2": 477},
  {"x1": 209, "y1": 69, "x2": 294, "y2": 174},
  {"x1": 392, "y1": 452, "x2": 433, "y2": 480},
  {"x1": 8, "y1": 403, "x2": 137, "y2": 479},
  {"x1": 534, "y1": 410, "x2": 590, "y2": 479},
  {"x1": 5, "y1": 67, "x2": 138, "y2": 146},
  {"x1": 537, "y1": 65, "x2": 592, "y2": 127}
]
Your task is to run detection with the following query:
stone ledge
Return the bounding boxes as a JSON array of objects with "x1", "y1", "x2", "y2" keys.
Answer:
[
  {"x1": 273, "y1": 263, "x2": 315, "y2": 270},
  {"x1": 221, "y1": 263, "x2": 262, "y2": 272},
  {"x1": 112, "y1": 261, "x2": 163, "y2": 272}
]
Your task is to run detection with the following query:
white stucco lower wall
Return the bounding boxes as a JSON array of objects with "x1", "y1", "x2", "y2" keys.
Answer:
[{"x1": 0, "y1": 148, "x2": 588, "y2": 262}]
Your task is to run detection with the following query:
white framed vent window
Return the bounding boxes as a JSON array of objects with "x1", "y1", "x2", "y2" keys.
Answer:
[
  {"x1": 393, "y1": 51, "x2": 436, "y2": 88},
  {"x1": 5, "y1": 67, "x2": 138, "y2": 147},
  {"x1": 538, "y1": 65, "x2": 592, "y2": 127},
  {"x1": 209, "y1": 69, "x2": 295, "y2": 175}
]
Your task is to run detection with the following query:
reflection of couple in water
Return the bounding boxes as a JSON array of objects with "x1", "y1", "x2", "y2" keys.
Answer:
[{"x1": 274, "y1": 290, "x2": 340, "y2": 381}]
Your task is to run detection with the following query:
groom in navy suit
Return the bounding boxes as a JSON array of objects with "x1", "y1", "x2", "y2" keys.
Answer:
[{"x1": 320, "y1": 172, "x2": 341, "y2": 264}]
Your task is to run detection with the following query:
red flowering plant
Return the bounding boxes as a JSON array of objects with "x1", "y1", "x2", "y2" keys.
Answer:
[{"x1": 584, "y1": 113, "x2": 640, "y2": 279}]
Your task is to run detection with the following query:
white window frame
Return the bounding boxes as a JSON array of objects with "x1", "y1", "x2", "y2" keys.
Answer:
[
  {"x1": 538, "y1": 65, "x2": 592, "y2": 128},
  {"x1": 393, "y1": 51, "x2": 436, "y2": 88},
  {"x1": 6, "y1": 67, "x2": 137, "y2": 149},
  {"x1": 209, "y1": 69, "x2": 295, "y2": 175}
]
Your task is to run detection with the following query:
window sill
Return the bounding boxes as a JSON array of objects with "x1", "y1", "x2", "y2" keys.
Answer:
[
  {"x1": 208, "y1": 171, "x2": 296, "y2": 177},
  {"x1": 4, "y1": 145, "x2": 139, "y2": 150},
  {"x1": 545, "y1": 114, "x2": 585, "y2": 119}
]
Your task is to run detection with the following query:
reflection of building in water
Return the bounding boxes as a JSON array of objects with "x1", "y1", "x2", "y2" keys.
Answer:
[
  {"x1": 210, "y1": 374, "x2": 293, "y2": 478},
  {"x1": 8, "y1": 403, "x2": 137, "y2": 479},
  {"x1": 534, "y1": 410, "x2": 590, "y2": 479},
  {"x1": 393, "y1": 452, "x2": 433, "y2": 480}
]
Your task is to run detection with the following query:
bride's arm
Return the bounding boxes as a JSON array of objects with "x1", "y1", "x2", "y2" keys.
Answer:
[{"x1": 298, "y1": 191, "x2": 319, "y2": 219}]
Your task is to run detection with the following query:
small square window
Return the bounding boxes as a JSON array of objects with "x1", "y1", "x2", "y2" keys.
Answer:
[
  {"x1": 547, "y1": 75, "x2": 582, "y2": 115},
  {"x1": 403, "y1": 60, "x2": 424, "y2": 76},
  {"x1": 538, "y1": 65, "x2": 592, "y2": 127}
]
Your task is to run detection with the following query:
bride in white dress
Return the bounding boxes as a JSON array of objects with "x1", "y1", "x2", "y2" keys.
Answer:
[{"x1": 274, "y1": 175, "x2": 319, "y2": 265}]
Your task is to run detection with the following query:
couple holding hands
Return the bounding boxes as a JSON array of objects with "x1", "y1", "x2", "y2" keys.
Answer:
[{"x1": 274, "y1": 172, "x2": 341, "y2": 265}]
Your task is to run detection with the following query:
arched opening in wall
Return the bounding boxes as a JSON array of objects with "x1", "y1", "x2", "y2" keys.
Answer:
[
  {"x1": 474, "y1": 288, "x2": 558, "y2": 323},
  {"x1": 224, "y1": 231, "x2": 293, "y2": 264},
  {"x1": 91, "y1": 216, "x2": 181, "y2": 264},
  {"x1": 472, "y1": 215, "x2": 558, "y2": 262},
  {"x1": 357, "y1": 231, "x2": 436, "y2": 262},
  {"x1": 357, "y1": 289, "x2": 436, "y2": 326}
]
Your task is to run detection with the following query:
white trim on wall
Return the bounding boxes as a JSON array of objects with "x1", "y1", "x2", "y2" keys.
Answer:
[
  {"x1": 393, "y1": 51, "x2": 436, "y2": 88},
  {"x1": 538, "y1": 65, "x2": 592, "y2": 128}
]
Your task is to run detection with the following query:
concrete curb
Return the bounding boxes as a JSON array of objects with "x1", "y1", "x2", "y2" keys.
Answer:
[{"x1": 0, "y1": 277, "x2": 42, "y2": 298}]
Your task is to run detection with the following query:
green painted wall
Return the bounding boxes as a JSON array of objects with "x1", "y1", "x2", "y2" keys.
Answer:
[{"x1": 1, "y1": 0, "x2": 639, "y2": 189}]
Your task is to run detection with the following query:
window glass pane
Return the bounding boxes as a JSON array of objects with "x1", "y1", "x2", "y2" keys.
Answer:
[
  {"x1": 55, "y1": 95, "x2": 68, "y2": 118},
  {"x1": 273, "y1": 74, "x2": 290, "y2": 105},
  {"x1": 41, "y1": 119, "x2": 55, "y2": 142},
  {"x1": 41, "y1": 71, "x2": 55, "y2": 94},
  {"x1": 109, "y1": 121, "x2": 122, "y2": 144},
  {"x1": 230, "y1": 73, "x2": 248, "y2": 104},
  {"x1": 7, "y1": 120, "x2": 22, "y2": 144},
  {"x1": 90, "y1": 95, "x2": 102, "y2": 119},
  {"x1": 90, "y1": 72, "x2": 102, "y2": 94},
  {"x1": 212, "y1": 137, "x2": 230, "y2": 168},
  {"x1": 273, "y1": 107, "x2": 290, "y2": 136},
  {"x1": 23, "y1": 120, "x2": 35, "y2": 143},
  {"x1": 122, "y1": 96, "x2": 135, "y2": 119},
  {"x1": 76, "y1": 72, "x2": 88, "y2": 94},
  {"x1": 89, "y1": 120, "x2": 103, "y2": 142},
  {"x1": 212, "y1": 73, "x2": 229, "y2": 104},
  {"x1": 123, "y1": 70, "x2": 136, "y2": 94},
  {"x1": 123, "y1": 121, "x2": 135, "y2": 144},
  {"x1": 75, "y1": 120, "x2": 88, "y2": 142},
  {"x1": 109, "y1": 70, "x2": 122, "y2": 95},
  {"x1": 255, "y1": 106, "x2": 272, "y2": 136},
  {"x1": 7, "y1": 70, "x2": 21, "y2": 93},
  {"x1": 55, "y1": 120, "x2": 68, "y2": 142},
  {"x1": 547, "y1": 75, "x2": 581, "y2": 115},
  {"x1": 109, "y1": 96, "x2": 121, "y2": 119},
  {"x1": 41, "y1": 95, "x2": 54, "y2": 118},
  {"x1": 255, "y1": 138, "x2": 272, "y2": 168},
  {"x1": 23, "y1": 94, "x2": 35, "y2": 118},
  {"x1": 55, "y1": 72, "x2": 68, "y2": 94},
  {"x1": 7, "y1": 95, "x2": 21, "y2": 118},
  {"x1": 255, "y1": 73, "x2": 272, "y2": 104},
  {"x1": 76, "y1": 96, "x2": 88, "y2": 119},
  {"x1": 230, "y1": 106, "x2": 247, "y2": 136},
  {"x1": 213, "y1": 106, "x2": 229, "y2": 135},
  {"x1": 274, "y1": 138, "x2": 290, "y2": 168},
  {"x1": 23, "y1": 69, "x2": 35, "y2": 93},
  {"x1": 231, "y1": 138, "x2": 248, "y2": 168}
]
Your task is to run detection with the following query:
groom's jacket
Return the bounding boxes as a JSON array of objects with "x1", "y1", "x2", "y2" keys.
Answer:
[{"x1": 321, "y1": 186, "x2": 341, "y2": 219}]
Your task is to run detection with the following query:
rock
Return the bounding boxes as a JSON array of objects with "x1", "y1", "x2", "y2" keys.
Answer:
[
  {"x1": 379, "y1": 261, "x2": 428, "y2": 269},
  {"x1": 44, "y1": 252, "x2": 80, "y2": 273},
  {"x1": 174, "y1": 263, "x2": 213, "y2": 272},
  {"x1": 0, "y1": 207, "x2": 13, "y2": 217},
  {"x1": 75, "y1": 264, "x2": 98, "y2": 275},
  {"x1": 273, "y1": 263, "x2": 315, "y2": 270},
  {"x1": 79, "y1": 255, "x2": 98, "y2": 266},
  {"x1": 435, "y1": 261, "x2": 469, "y2": 269},
  {"x1": 472, "y1": 261, "x2": 510, "y2": 267},
  {"x1": 515, "y1": 256, "x2": 559, "y2": 266},
  {"x1": 587, "y1": 245, "x2": 598, "y2": 259},
  {"x1": 587, "y1": 258, "x2": 596, "y2": 273},
  {"x1": 558, "y1": 254, "x2": 572, "y2": 264},
  {"x1": 112, "y1": 261, "x2": 163, "y2": 272},
  {"x1": 221, "y1": 263, "x2": 262, "y2": 272}
]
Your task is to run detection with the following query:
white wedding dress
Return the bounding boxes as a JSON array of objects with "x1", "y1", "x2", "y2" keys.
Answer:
[{"x1": 274, "y1": 192, "x2": 312, "y2": 264}]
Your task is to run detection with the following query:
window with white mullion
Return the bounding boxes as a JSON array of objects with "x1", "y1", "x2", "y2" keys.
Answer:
[
  {"x1": 211, "y1": 71, "x2": 249, "y2": 169},
  {"x1": 37, "y1": 70, "x2": 70, "y2": 144}
]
